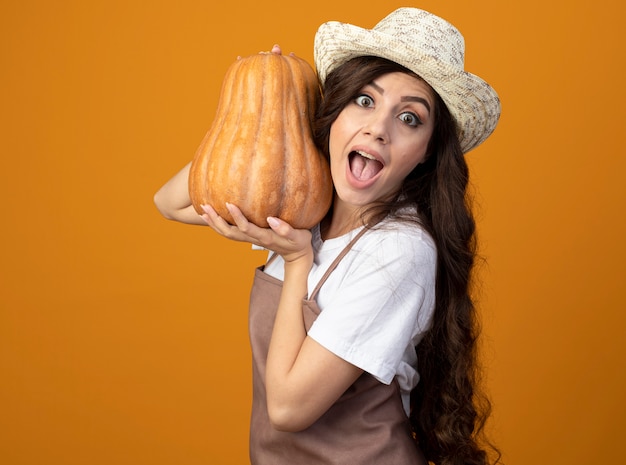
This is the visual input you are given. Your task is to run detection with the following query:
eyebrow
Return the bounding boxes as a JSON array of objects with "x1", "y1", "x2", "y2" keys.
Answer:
[
  {"x1": 401, "y1": 96, "x2": 431, "y2": 113},
  {"x1": 369, "y1": 81, "x2": 432, "y2": 113}
]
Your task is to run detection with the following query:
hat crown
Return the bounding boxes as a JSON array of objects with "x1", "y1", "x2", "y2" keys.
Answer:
[{"x1": 373, "y1": 8, "x2": 465, "y2": 70}]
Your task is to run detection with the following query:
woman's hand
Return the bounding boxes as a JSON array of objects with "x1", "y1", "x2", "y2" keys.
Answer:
[
  {"x1": 263, "y1": 44, "x2": 282, "y2": 55},
  {"x1": 200, "y1": 203, "x2": 313, "y2": 265}
]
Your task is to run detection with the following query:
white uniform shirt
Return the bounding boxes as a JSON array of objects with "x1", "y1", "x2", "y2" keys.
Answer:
[{"x1": 263, "y1": 219, "x2": 437, "y2": 414}]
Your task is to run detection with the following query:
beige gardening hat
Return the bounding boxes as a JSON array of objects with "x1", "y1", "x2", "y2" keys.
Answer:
[{"x1": 314, "y1": 7, "x2": 501, "y2": 153}]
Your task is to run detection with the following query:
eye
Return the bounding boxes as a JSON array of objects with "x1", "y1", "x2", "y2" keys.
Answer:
[
  {"x1": 399, "y1": 111, "x2": 422, "y2": 127},
  {"x1": 355, "y1": 94, "x2": 374, "y2": 108}
]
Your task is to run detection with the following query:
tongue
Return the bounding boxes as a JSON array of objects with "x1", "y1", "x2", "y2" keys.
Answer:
[{"x1": 350, "y1": 153, "x2": 383, "y2": 181}]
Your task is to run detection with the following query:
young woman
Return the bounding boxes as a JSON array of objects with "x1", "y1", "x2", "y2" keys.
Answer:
[{"x1": 154, "y1": 8, "x2": 501, "y2": 465}]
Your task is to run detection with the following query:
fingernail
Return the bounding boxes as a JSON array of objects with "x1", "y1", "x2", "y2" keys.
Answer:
[{"x1": 267, "y1": 217, "x2": 280, "y2": 228}]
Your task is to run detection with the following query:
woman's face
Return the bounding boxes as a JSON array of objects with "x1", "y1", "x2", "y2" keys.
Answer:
[{"x1": 328, "y1": 71, "x2": 435, "y2": 210}]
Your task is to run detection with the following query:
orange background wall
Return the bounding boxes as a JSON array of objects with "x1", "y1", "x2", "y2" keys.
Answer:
[{"x1": 1, "y1": 1, "x2": 624, "y2": 464}]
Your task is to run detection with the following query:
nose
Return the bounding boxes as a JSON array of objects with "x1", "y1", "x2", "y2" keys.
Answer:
[{"x1": 362, "y1": 112, "x2": 389, "y2": 144}]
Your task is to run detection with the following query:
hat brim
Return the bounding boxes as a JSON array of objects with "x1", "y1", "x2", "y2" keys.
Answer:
[{"x1": 314, "y1": 21, "x2": 501, "y2": 153}]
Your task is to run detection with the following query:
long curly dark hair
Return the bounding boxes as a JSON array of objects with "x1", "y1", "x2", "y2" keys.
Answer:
[{"x1": 314, "y1": 56, "x2": 500, "y2": 465}]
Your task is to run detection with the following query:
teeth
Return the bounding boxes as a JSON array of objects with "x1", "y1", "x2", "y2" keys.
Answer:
[{"x1": 356, "y1": 150, "x2": 376, "y2": 160}]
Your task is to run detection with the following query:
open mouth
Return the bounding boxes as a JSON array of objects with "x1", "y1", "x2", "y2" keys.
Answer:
[{"x1": 349, "y1": 150, "x2": 384, "y2": 181}]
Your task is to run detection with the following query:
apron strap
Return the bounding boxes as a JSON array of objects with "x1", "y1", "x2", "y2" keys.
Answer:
[
  {"x1": 265, "y1": 251, "x2": 279, "y2": 268},
  {"x1": 309, "y1": 227, "x2": 368, "y2": 301}
]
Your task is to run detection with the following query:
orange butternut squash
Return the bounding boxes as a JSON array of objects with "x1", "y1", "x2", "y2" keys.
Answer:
[{"x1": 188, "y1": 51, "x2": 332, "y2": 229}]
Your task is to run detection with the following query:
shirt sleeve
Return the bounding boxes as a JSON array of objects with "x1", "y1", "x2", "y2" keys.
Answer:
[{"x1": 307, "y1": 227, "x2": 436, "y2": 384}]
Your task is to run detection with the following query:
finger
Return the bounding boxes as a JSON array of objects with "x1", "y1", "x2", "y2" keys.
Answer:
[
  {"x1": 266, "y1": 217, "x2": 313, "y2": 252},
  {"x1": 266, "y1": 216, "x2": 293, "y2": 238},
  {"x1": 225, "y1": 202, "x2": 254, "y2": 231},
  {"x1": 224, "y1": 203, "x2": 272, "y2": 245},
  {"x1": 201, "y1": 204, "x2": 244, "y2": 236},
  {"x1": 199, "y1": 204, "x2": 216, "y2": 225},
  {"x1": 271, "y1": 44, "x2": 282, "y2": 55},
  {"x1": 200, "y1": 204, "x2": 231, "y2": 232}
]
